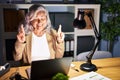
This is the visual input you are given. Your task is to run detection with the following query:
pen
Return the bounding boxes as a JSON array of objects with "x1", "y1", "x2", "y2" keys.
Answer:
[
  {"x1": 73, "y1": 68, "x2": 79, "y2": 72},
  {"x1": 75, "y1": 69, "x2": 79, "y2": 72},
  {"x1": 71, "y1": 64, "x2": 79, "y2": 72}
]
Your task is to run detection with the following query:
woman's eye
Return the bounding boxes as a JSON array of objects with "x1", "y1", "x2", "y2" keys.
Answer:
[
  {"x1": 34, "y1": 19, "x2": 39, "y2": 22},
  {"x1": 31, "y1": 19, "x2": 39, "y2": 23}
]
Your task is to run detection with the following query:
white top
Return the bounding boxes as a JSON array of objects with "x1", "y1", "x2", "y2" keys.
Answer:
[{"x1": 31, "y1": 33, "x2": 50, "y2": 61}]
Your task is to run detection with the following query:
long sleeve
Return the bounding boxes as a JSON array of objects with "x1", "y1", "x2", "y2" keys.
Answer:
[
  {"x1": 55, "y1": 41, "x2": 65, "y2": 58},
  {"x1": 50, "y1": 29, "x2": 65, "y2": 58},
  {"x1": 13, "y1": 40, "x2": 26, "y2": 61}
]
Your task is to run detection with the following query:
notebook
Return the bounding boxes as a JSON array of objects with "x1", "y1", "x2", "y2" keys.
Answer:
[{"x1": 26, "y1": 57, "x2": 73, "y2": 80}]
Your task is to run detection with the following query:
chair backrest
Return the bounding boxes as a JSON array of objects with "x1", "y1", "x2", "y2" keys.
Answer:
[{"x1": 76, "y1": 51, "x2": 112, "y2": 61}]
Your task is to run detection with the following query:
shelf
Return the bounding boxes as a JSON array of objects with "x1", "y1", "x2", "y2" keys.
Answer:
[{"x1": 5, "y1": 1, "x2": 74, "y2": 4}]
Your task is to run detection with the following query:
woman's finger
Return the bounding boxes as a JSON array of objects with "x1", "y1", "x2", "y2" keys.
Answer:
[
  {"x1": 20, "y1": 24, "x2": 25, "y2": 34},
  {"x1": 58, "y1": 24, "x2": 62, "y2": 35}
]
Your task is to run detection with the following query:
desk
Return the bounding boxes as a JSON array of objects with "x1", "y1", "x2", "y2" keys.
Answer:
[{"x1": 1, "y1": 57, "x2": 120, "y2": 80}]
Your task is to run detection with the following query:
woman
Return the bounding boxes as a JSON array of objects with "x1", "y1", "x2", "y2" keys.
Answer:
[{"x1": 13, "y1": 4, "x2": 65, "y2": 65}]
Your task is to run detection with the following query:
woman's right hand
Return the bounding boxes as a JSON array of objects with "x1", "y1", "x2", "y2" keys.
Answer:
[{"x1": 17, "y1": 24, "x2": 26, "y2": 43}]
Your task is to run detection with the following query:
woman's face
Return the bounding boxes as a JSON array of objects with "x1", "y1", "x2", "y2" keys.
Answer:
[{"x1": 31, "y1": 11, "x2": 47, "y2": 32}]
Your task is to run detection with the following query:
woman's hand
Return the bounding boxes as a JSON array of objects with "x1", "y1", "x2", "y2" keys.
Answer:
[
  {"x1": 17, "y1": 24, "x2": 26, "y2": 43},
  {"x1": 57, "y1": 25, "x2": 65, "y2": 44}
]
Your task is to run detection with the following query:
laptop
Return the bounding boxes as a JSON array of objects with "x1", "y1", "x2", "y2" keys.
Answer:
[{"x1": 26, "y1": 57, "x2": 73, "y2": 80}]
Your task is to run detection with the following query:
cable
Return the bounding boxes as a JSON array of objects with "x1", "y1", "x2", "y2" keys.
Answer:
[{"x1": 9, "y1": 67, "x2": 27, "y2": 80}]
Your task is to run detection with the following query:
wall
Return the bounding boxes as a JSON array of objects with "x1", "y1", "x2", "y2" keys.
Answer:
[
  {"x1": 99, "y1": 36, "x2": 120, "y2": 57},
  {"x1": 113, "y1": 36, "x2": 120, "y2": 57}
]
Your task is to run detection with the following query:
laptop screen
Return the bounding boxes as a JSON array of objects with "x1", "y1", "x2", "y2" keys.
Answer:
[{"x1": 26, "y1": 57, "x2": 73, "y2": 80}]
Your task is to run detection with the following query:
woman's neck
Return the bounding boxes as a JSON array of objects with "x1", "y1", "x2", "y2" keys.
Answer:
[{"x1": 33, "y1": 30, "x2": 45, "y2": 37}]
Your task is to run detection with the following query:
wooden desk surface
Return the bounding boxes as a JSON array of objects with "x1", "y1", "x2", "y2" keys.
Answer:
[{"x1": 1, "y1": 57, "x2": 120, "y2": 80}]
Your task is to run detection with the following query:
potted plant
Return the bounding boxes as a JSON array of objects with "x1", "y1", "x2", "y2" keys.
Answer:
[
  {"x1": 52, "y1": 73, "x2": 69, "y2": 80},
  {"x1": 96, "y1": 0, "x2": 120, "y2": 54}
]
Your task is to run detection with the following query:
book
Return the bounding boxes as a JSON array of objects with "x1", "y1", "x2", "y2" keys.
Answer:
[{"x1": 70, "y1": 71, "x2": 111, "y2": 80}]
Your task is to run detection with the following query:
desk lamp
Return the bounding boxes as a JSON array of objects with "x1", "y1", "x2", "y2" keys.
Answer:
[{"x1": 73, "y1": 10, "x2": 101, "y2": 72}]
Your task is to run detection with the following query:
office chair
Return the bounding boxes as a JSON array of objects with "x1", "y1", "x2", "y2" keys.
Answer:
[{"x1": 76, "y1": 51, "x2": 112, "y2": 61}]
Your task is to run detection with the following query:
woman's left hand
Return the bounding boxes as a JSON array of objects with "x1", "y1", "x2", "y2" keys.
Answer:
[{"x1": 57, "y1": 25, "x2": 65, "y2": 44}]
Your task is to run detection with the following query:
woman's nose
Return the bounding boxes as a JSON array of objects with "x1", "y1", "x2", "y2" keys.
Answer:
[
  {"x1": 37, "y1": 21, "x2": 42, "y2": 26},
  {"x1": 38, "y1": 19, "x2": 44, "y2": 23},
  {"x1": 37, "y1": 19, "x2": 40, "y2": 23}
]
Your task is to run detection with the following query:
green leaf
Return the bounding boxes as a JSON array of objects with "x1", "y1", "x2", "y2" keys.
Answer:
[{"x1": 52, "y1": 73, "x2": 69, "y2": 80}]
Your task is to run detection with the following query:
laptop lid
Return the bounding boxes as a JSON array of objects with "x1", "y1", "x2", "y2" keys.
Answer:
[{"x1": 29, "y1": 57, "x2": 73, "y2": 80}]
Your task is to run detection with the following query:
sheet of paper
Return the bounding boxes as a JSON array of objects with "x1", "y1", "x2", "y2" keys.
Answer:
[{"x1": 70, "y1": 71, "x2": 111, "y2": 80}]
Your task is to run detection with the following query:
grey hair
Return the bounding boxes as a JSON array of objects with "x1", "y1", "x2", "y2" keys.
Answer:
[{"x1": 19, "y1": 4, "x2": 52, "y2": 35}]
